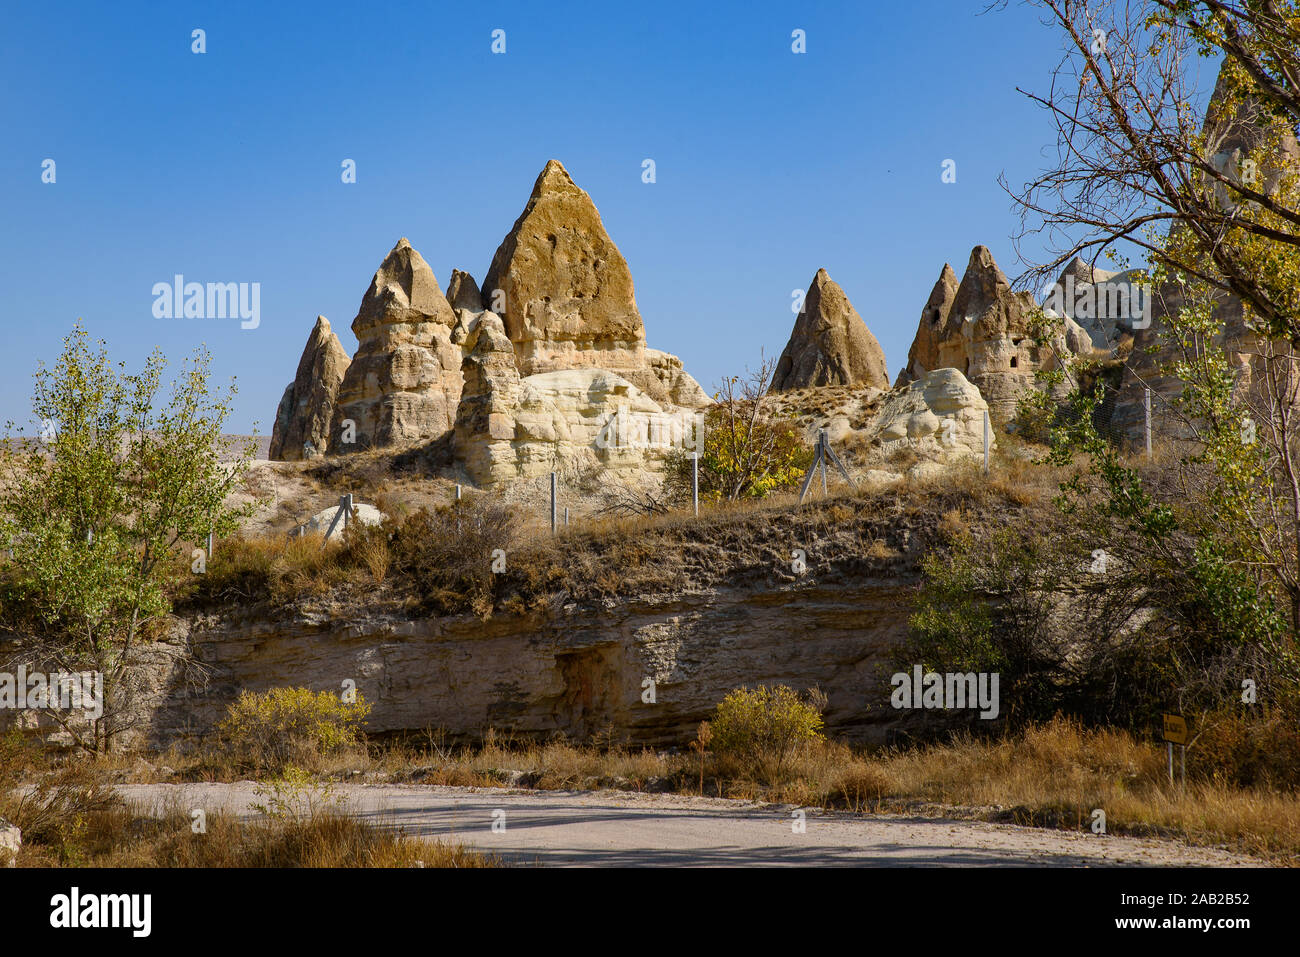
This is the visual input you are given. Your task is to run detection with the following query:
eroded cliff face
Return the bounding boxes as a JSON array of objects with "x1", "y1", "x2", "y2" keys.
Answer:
[
  {"x1": 130, "y1": 501, "x2": 958, "y2": 750},
  {"x1": 142, "y1": 578, "x2": 915, "y2": 749}
]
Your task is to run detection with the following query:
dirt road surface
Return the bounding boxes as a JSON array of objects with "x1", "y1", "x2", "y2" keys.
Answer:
[{"x1": 115, "y1": 782, "x2": 1263, "y2": 867}]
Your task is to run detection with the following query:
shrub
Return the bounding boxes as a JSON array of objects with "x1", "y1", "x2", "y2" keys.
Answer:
[
  {"x1": 217, "y1": 687, "x2": 371, "y2": 773},
  {"x1": 710, "y1": 685, "x2": 826, "y2": 784},
  {"x1": 1190, "y1": 702, "x2": 1300, "y2": 789},
  {"x1": 664, "y1": 358, "x2": 812, "y2": 503},
  {"x1": 251, "y1": 765, "x2": 344, "y2": 820},
  {"x1": 905, "y1": 506, "x2": 1293, "y2": 736},
  {"x1": 1, "y1": 756, "x2": 120, "y2": 865},
  {"x1": 179, "y1": 496, "x2": 515, "y2": 616},
  {"x1": 664, "y1": 405, "x2": 811, "y2": 503},
  {"x1": 389, "y1": 498, "x2": 517, "y2": 616}
]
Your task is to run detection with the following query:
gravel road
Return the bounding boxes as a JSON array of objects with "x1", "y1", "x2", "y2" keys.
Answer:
[{"x1": 112, "y1": 782, "x2": 1265, "y2": 867}]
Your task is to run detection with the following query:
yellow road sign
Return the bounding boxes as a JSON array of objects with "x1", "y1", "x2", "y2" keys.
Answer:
[{"x1": 1162, "y1": 714, "x2": 1188, "y2": 744}]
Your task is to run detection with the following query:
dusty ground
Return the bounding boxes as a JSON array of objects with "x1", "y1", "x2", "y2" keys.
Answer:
[{"x1": 114, "y1": 782, "x2": 1268, "y2": 868}]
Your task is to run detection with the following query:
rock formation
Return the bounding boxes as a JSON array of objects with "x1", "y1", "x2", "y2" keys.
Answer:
[
  {"x1": 453, "y1": 315, "x2": 699, "y2": 485},
  {"x1": 446, "y1": 268, "x2": 483, "y2": 314},
  {"x1": 271, "y1": 161, "x2": 709, "y2": 482},
  {"x1": 646, "y1": 348, "x2": 711, "y2": 407},
  {"x1": 268, "y1": 316, "x2": 351, "y2": 460},
  {"x1": 897, "y1": 248, "x2": 1153, "y2": 422},
  {"x1": 896, "y1": 263, "x2": 959, "y2": 387},
  {"x1": 300, "y1": 501, "x2": 386, "y2": 542},
  {"x1": 1041, "y1": 255, "x2": 1149, "y2": 357},
  {"x1": 870, "y1": 368, "x2": 992, "y2": 463},
  {"x1": 443, "y1": 160, "x2": 709, "y2": 484},
  {"x1": 896, "y1": 246, "x2": 1058, "y2": 422},
  {"x1": 1107, "y1": 272, "x2": 1255, "y2": 443},
  {"x1": 482, "y1": 159, "x2": 644, "y2": 368},
  {"x1": 104, "y1": 506, "x2": 936, "y2": 750},
  {"x1": 452, "y1": 312, "x2": 525, "y2": 486},
  {"x1": 480, "y1": 159, "x2": 705, "y2": 408},
  {"x1": 770, "y1": 269, "x2": 889, "y2": 391},
  {"x1": 330, "y1": 238, "x2": 464, "y2": 451}
]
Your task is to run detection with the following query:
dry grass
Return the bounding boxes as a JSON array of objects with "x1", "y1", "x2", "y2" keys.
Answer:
[
  {"x1": 169, "y1": 472, "x2": 1052, "y2": 622},
  {"x1": 854, "y1": 720, "x2": 1300, "y2": 861},
  {"x1": 11, "y1": 802, "x2": 493, "y2": 868},
  {"x1": 393, "y1": 719, "x2": 1300, "y2": 862},
  {"x1": 158, "y1": 432, "x2": 1111, "y2": 626},
  {"x1": 13, "y1": 717, "x2": 1298, "y2": 863},
  {"x1": 0, "y1": 735, "x2": 492, "y2": 868},
  {"x1": 376, "y1": 719, "x2": 1300, "y2": 862}
]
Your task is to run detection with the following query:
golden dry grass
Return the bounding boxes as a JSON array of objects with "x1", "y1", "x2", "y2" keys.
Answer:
[
  {"x1": 0, "y1": 740, "x2": 493, "y2": 868},
  {"x1": 12, "y1": 803, "x2": 494, "y2": 868},
  {"x1": 13, "y1": 717, "x2": 1297, "y2": 863}
]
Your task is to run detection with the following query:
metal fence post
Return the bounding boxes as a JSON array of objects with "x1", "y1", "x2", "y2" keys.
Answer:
[
  {"x1": 1144, "y1": 388, "x2": 1153, "y2": 459},
  {"x1": 550, "y1": 472, "x2": 557, "y2": 535},
  {"x1": 820, "y1": 431, "x2": 828, "y2": 496},
  {"x1": 692, "y1": 451, "x2": 699, "y2": 517},
  {"x1": 983, "y1": 410, "x2": 991, "y2": 475}
]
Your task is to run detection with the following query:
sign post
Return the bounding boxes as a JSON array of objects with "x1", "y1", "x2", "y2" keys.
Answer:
[{"x1": 1161, "y1": 713, "x2": 1188, "y2": 787}]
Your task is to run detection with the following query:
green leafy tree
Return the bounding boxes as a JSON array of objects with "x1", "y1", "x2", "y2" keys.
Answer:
[
  {"x1": 990, "y1": 0, "x2": 1300, "y2": 732},
  {"x1": 0, "y1": 324, "x2": 256, "y2": 751}
]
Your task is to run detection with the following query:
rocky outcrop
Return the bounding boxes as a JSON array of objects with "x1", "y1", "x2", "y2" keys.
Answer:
[
  {"x1": 870, "y1": 368, "x2": 991, "y2": 462},
  {"x1": 446, "y1": 269, "x2": 483, "y2": 314},
  {"x1": 481, "y1": 159, "x2": 705, "y2": 408},
  {"x1": 898, "y1": 246, "x2": 1051, "y2": 422},
  {"x1": 299, "y1": 501, "x2": 387, "y2": 542},
  {"x1": 437, "y1": 161, "x2": 711, "y2": 485},
  {"x1": 269, "y1": 316, "x2": 351, "y2": 460},
  {"x1": 143, "y1": 580, "x2": 912, "y2": 748},
  {"x1": 896, "y1": 263, "x2": 959, "y2": 387},
  {"x1": 897, "y1": 249, "x2": 1142, "y2": 419},
  {"x1": 1202, "y1": 64, "x2": 1300, "y2": 210},
  {"x1": 106, "y1": 503, "x2": 957, "y2": 751},
  {"x1": 453, "y1": 312, "x2": 524, "y2": 486},
  {"x1": 453, "y1": 313, "x2": 700, "y2": 485},
  {"x1": 646, "y1": 348, "x2": 711, "y2": 407},
  {"x1": 271, "y1": 162, "x2": 709, "y2": 471},
  {"x1": 771, "y1": 269, "x2": 889, "y2": 391},
  {"x1": 1108, "y1": 281, "x2": 1253, "y2": 442},
  {"x1": 1041, "y1": 256, "x2": 1147, "y2": 356},
  {"x1": 0, "y1": 818, "x2": 19, "y2": 866},
  {"x1": 331, "y1": 239, "x2": 464, "y2": 450}
]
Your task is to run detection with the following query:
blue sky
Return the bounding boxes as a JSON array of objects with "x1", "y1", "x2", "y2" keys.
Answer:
[{"x1": 0, "y1": 1, "x2": 1211, "y2": 433}]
